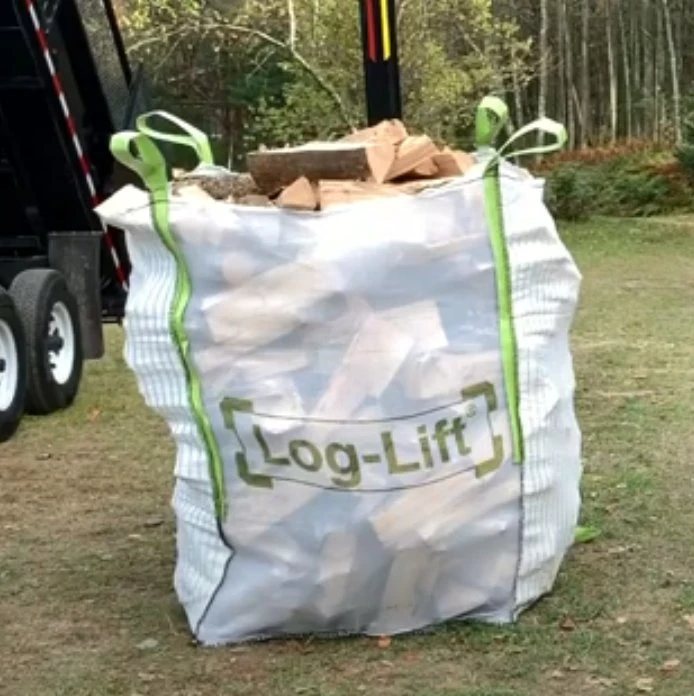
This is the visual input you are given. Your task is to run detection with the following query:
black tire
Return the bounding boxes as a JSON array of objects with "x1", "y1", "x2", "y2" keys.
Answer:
[
  {"x1": 0, "y1": 288, "x2": 27, "y2": 442},
  {"x1": 9, "y1": 269, "x2": 83, "y2": 415}
]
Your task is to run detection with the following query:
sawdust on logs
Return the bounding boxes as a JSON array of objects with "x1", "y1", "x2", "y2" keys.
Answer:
[{"x1": 172, "y1": 172, "x2": 260, "y2": 202}]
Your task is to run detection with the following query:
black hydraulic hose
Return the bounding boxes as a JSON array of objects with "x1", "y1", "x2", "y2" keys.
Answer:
[{"x1": 101, "y1": 0, "x2": 132, "y2": 85}]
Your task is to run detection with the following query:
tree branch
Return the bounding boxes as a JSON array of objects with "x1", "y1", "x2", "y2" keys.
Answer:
[
  {"x1": 127, "y1": 26, "x2": 187, "y2": 53},
  {"x1": 396, "y1": 0, "x2": 413, "y2": 29},
  {"x1": 127, "y1": 19, "x2": 355, "y2": 129},
  {"x1": 207, "y1": 22, "x2": 354, "y2": 128},
  {"x1": 287, "y1": 0, "x2": 297, "y2": 50}
]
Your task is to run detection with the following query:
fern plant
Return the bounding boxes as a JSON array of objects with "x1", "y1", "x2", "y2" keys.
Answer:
[{"x1": 675, "y1": 97, "x2": 694, "y2": 181}]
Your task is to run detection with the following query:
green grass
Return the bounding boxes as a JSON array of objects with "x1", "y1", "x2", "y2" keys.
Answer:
[{"x1": 2, "y1": 215, "x2": 694, "y2": 695}]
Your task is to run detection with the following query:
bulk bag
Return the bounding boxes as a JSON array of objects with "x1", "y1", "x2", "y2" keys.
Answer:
[{"x1": 95, "y1": 97, "x2": 582, "y2": 646}]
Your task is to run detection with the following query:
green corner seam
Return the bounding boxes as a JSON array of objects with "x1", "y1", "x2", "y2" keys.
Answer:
[
  {"x1": 108, "y1": 130, "x2": 227, "y2": 520},
  {"x1": 151, "y1": 190, "x2": 228, "y2": 519},
  {"x1": 474, "y1": 96, "x2": 566, "y2": 466},
  {"x1": 483, "y1": 166, "x2": 525, "y2": 466}
]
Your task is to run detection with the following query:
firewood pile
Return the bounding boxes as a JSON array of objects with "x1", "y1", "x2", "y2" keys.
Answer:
[{"x1": 171, "y1": 119, "x2": 475, "y2": 210}]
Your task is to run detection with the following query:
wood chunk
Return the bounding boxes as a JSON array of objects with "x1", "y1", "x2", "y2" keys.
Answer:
[
  {"x1": 318, "y1": 180, "x2": 404, "y2": 209},
  {"x1": 312, "y1": 312, "x2": 415, "y2": 419},
  {"x1": 394, "y1": 179, "x2": 448, "y2": 195},
  {"x1": 204, "y1": 262, "x2": 338, "y2": 348},
  {"x1": 236, "y1": 193, "x2": 273, "y2": 207},
  {"x1": 411, "y1": 158, "x2": 439, "y2": 178},
  {"x1": 221, "y1": 251, "x2": 257, "y2": 286},
  {"x1": 385, "y1": 135, "x2": 439, "y2": 181},
  {"x1": 341, "y1": 119, "x2": 409, "y2": 147},
  {"x1": 277, "y1": 176, "x2": 319, "y2": 211},
  {"x1": 379, "y1": 301, "x2": 448, "y2": 352},
  {"x1": 432, "y1": 149, "x2": 475, "y2": 177},
  {"x1": 247, "y1": 141, "x2": 396, "y2": 195}
]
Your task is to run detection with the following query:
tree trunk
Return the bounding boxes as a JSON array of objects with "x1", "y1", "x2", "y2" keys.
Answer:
[
  {"x1": 661, "y1": 0, "x2": 682, "y2": 143},
  {"x1": 511, "y1": 43, "x2": 525, "y2": 127},
  {"x1": 561, "y1": 0, "x2": 576, "y2": 148},
  {"x1": 654, "y1": 1, "x2": 663, "y2": 141},
  {"x1": 618, "y1": 0, "x2": 632, "y2": 140},
  {"x1": 580, "y1": 0, "x2": 590, "y2": 147},
  {"x1": 632, "y1": 3, "x2": 642, "y2": 137},
  {"x1": 556, "y1": 0, "x2": 566, "y2": 125},
  {"x1": 537, "y1": 0, "x2": 549, "y2": 158},
  {"x1": 606, "y1": 0, "x2": 618, "y2": 143},
  {"x1": 643, "y1": 0, "x2": 653, "y2": 139}
]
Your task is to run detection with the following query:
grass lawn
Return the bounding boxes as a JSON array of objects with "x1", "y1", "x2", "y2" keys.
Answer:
[{"x1": 2, "y1": 216, "x2": 694, "y2": 696}]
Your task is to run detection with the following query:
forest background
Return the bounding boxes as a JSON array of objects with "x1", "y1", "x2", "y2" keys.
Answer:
[{"x1": 112, "y1": 0, "x2": 694, "y2": 220}]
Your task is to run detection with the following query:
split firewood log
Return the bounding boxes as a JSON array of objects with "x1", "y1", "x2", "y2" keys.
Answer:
[
  {"x1": 276, "y1": 176, "x2": 320, "y2": 211},
  {"x1": 247, "y1": 141, "x2": 396, "y2": 195}
]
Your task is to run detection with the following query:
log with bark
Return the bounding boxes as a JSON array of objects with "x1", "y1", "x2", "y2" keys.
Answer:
[{"x1": 248, "y1": 141, "x2": 397, "y2": 195}]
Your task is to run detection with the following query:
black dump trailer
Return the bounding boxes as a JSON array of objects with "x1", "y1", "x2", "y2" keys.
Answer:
[
  {"x1": 0, "y1": 0, "x2": 143, "y2": 440},
  {"x1": 0, "y1": 0, "x2": 403, "y2": 442}
]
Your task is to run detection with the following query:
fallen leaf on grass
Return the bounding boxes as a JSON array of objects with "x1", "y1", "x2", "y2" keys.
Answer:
[
  {"x1": 550, "y1": 670, "x2": 565, "y2": 679},
  {"x1": 661, "y1": 659, "x2": 681, "y2": 673},
  {"x1": 559, "y1": 615, "x2": 577, "y2": 631},
  {"x1": 683, "y1": 615, "x2": 694, "y2": 629},
  {"x1": 608, "y1": 545, "x2": 638, "y2": 555},
  {"x1": 136, "y1": 638, "x2": 159, "y2": 651},
  {"x1": 377, "y1": 635, "x2": 391, "y2": 649},
  {"x1": 585, "y1": 676, "x2": 616, "y2": 687},
  {"x1": 616, "y1": 616, "x2": 628, "y2": 625},
  {"x1": 575, "y1": 525, "x2": 601, "y2": 544},
  {"x1": 635, "y1": 677, "x2": 654, "y2": 692},
  {"x1": 87, "y1": 408, "x2": 101, "y2": 423}
]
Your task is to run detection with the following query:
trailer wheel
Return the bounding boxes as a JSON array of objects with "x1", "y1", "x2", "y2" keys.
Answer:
[
  {"x1": 10, "y1": 270, "x2": 83, "y2": 415},
  {"x1": 0, "y1": 289, "x2": 27, "y2": 441}
]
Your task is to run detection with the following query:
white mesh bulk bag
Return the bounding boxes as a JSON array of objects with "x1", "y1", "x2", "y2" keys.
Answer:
[{"x1": 95, "y1": 98, "x2": 582, "y2": 645}]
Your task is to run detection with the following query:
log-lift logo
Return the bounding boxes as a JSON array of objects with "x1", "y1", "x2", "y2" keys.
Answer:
[{"x1": 219, "y1": 382, "x2": 505, "y2": 491}]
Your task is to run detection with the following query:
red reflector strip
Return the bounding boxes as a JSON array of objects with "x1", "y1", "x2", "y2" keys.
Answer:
[
  {"x1": 23, "y1": 0, "x2": 129, "y2": 290},
  {"x1": 364, "y1": 0, "x2": 378, "y2": 62}
]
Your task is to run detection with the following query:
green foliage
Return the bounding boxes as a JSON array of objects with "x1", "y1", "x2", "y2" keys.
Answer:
[
  {"x1": 545, "y1": 165, "x2": 594, "y2": 222},
  {"x1": 609, "y1": 171, "x2": 670, "y2": 217},
  {"x1": 675, "y1": 142, "x2": 694, "y2": 179},
  {"x1": 575, "y1": 526, "x2": 602, "y2": 544},
  {"x1": 675, "y1": 96, "x2": 694, "y2": 181},
  {"x1": 543, "y1": 148, "x2": 694, "y2": 221},
  {"x1": 119, "y1": 0, "x2": 534, "y2": 164}
]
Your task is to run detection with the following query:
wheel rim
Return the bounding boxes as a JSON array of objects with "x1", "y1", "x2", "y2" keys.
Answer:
[
  {"x1": 47, "y1": 301, "x2": 75, "y2": 386},
  {"x1": 0, "y1": 319, "x2": 19, "y2": 411}
]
